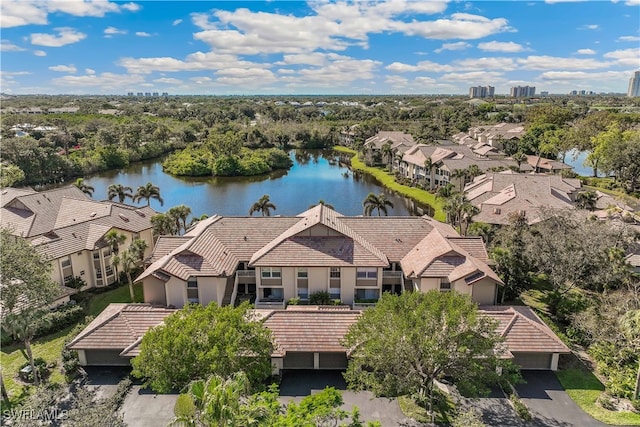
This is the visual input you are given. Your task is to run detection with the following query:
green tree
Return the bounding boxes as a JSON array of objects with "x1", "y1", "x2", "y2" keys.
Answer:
[
  {"x1": 112, "y1": 245, "x2": 145, "y2": 302},
  {"x1": 104, "y1": 229, "x2": 126, "y2": 255},
  {"x1": 2, "y1": 308, "x2": 49, "y2": 385},
  {"x1": 167, "y1": 205, "x2": 192, "y2": 235},
  {"x1": 0, "y1": 162, "x2": 25, "y2": 187},
  {"x1": 74, "y1": 178, "x2": 94, "y2": 197},
  {"x1": 0, "y1": 228, "x2": 59, "y2": 314},
  {"x1": 424, "y1": 158, "x2": 434, "y2": 190},
  {"x1": 343, "y1": 292, "x2": 516, "y2": 414},
  {"x1": 380, "y1": 142, "x2": 393, "y2": 169},
  {"x1": 436, "y1": 183, "x2": 456, "y2": 200},
  {"x1": 134, "y1": 182, "x2": 164, "y2": 207},
  {"x1": 107, "y1": 184, "x2": 133, "y2": 203},
  {"x1": 512, "y1": 152, "x2": 527, "y2": 169},
  {"x1": 575, "y1": 190, "x2": 597, "y2": 211},
  {"x1": 151, "y1": 213, "x2": 179, "y2": 237},
  {"x1": 362, "y1": 192, "x2": 394, "y2": 216},
  {"x1": 132, "y1": 302, "x2": 273, "y2": 393},
  {"x1": 309, "y1": 200, "x2": 335, "y2": 210},
  {"x1": 249, "y1": 194, "x2": 277, "y2": 216},
  {"x1": 619, "y1": 310, "x2": 640, "y2": 400}
]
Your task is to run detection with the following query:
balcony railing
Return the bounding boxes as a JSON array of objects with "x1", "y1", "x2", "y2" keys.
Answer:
[{"x1": 236, "y1": 270, "x2": 256, "y2": 277}]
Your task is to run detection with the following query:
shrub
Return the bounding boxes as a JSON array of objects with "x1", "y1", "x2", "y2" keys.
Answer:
[
  {"x1": 287, "y1": 297, "x2": 300, "y2": 306},
  {"x1": 19, "y1": 358, "x2": 48, "y2": 383},
  {"x1": 451, "y1": 409, "x2": 486, "y2": 427},
  {"x1": 309, "y1": 291, "x2": 331, "y2": 305},
  {"x1": 596, "y1": 393, "x2": 616, "y2": 411},
  {"x1": 61, "y1": 315, "x2": 94, "y2": 381},
  {"x1": 510, "y1": 394, "x2": 532, "y2": 421}
]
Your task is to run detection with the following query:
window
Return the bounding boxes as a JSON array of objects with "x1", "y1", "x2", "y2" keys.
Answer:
[
  {"x1": 297, "y1": 268, "x2": 308, "y2": 278},
  {"x1": 64, "y1": 274, "x2": 73, "y2": 284},
  {"x1": 187, "y1": 278, "x2": 199, "y2": 304},
  {"x1": 330, "y1": 267, "x2": 340, "y2": 279},
  {"x1": 439, "y1": 279, "x2": 451, "y2": 291},
  {"x1": 238, "y1": 284, "x2": 256, "y2": 295},
  {"x1": 96, "y1": 267, "x2": 102, "y2": 279},
  {"x1": 93, "y1": 251, "x2": 100, "y2": 260},
  {"x1": 61, "y1": 257, "x2": 71, "y2": 268},
  {"x1": 103, "y1": 247, "x2": 112, "y2": 257},
  {"x1": 263, "y1": 287, "x2": 283, "y2": 300},
  {"x1": 355, "y1": 288, "x2": 379, "y2": 301},
  {"x1": 356, "y1": 267, "x2": 377, "y2": 280},
  {"x1": 261, "y1": 267, "x2": 281, "y2": 279},
  {"x1": 105, "y1": 265, "x2": 113, "y2": 276}
]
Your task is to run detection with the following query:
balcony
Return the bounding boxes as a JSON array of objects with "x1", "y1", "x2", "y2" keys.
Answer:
[
  {"x1": 382, "y1": 271, "x2": 403, "y2": 285},
  {"x1": 236, "y1": 270, "x2": 256, "y2": 284}
]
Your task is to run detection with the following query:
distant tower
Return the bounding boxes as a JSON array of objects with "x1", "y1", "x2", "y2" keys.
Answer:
[{"x1": 628, "y1": 71, "x2": 640, "y2": 97}]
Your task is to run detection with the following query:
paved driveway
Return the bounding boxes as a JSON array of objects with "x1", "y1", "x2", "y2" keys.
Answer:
[
  {"x1": 279, "y1": 370, "x2": 407, "y2": 426},
  {"x1": 516, "y1": 371, "x2": 608, "y2": 427}
]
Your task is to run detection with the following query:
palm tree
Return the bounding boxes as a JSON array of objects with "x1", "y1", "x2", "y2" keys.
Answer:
[
  {"x1": 129, "y1": 238, "x2": 148, "y2": 263},
  {"x1": 2, "y1": 309, "x2": 47, "y2": 385},
  {"x1": 309, "y1": 200, "x2": 335, "y2": 210},
  {"x1": 436, "y1": 183, "x2": 456, "y2": 200},
  {"x1": 512, "y1": 152, "x2": 528, "y2": 170},
  {"x1": 424, "y1": 158, "x2": 434, "y2": 190},
  {"x1": 363, "y1": 192, "x2": 394, "y2": 216},
  {"x1": 104, "y1": 229, "x2": 126, "y2": 255},
  {"x1": 151, "y1": 213, "x2": 179, "y2": 237},
  {"x1": 576, "y1": 190, "x2": 597, "y2": 211},
  {"x1": 189, "y1": 214, "x2": 210, "y2": 227},
  {"x1": 112, "y1": 249, "x2": 138, "y2": 302},
  {"x1": 450, "y1": 168, "x2": 468, "y2": 192},
  {"x1": 73, "y1": 178, "x2": 94, "y2": 197},
  {"x1": 249, "y1": 194, "x2": 277, "y2": 216},
  {"x1": 107, "y1": 183, "x2": 133, "y2": 203},
  {"x1": 466, "y1": 164, "x2": 482, "y2": 182},
  {"x1": 167, "y1": 205, "x2": 192, "y2": 235},
  {"x1": 381, "y1": 142, "x2": 393, "y2": 169},
  {"x1": 134, "y1": 182, "x2": 164, "y2": 207}
]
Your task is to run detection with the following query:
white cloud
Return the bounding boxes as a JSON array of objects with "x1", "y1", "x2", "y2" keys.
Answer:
[
  {"x1": 104, "y1": 26, "x2": 127, "y2": 36},
  {"x1": 118, "y1": 51, "x2": 270, "y2": 74},
  {"x1": 215, "y1": 68, "x2": 277, "y2": 87},
  {"x1": 477, "y1": 41, "x2": 527, "y2": 52},
  {"x1": 575, "y1": 48, "x2": 596, "y2": 55},
  {"x1": 153, "y1": 77, "x2": 183, "y2": 85},
  {"x1": 49, "y1": 64, "x2": 77, "y2": 73},
  {"x1": 385, "y1": 75, "x2": 409, "y2": 86},
  {"x1": 618, "y1": 35, "x2": 640, "y2": 42},
  {"x1": 190, "y1": 76, "x2": 212, "y2": 84},
  {"x1": 434, "y1": 42, "x2": 470, "y2": 53},
  {"x1": 85, "y1": 68, "x2": 96, "y2": 75},
  {"x1": 33, "y1": 50, "x2": 46, "y2": 56},
  {"x1": 517, "y1": 55, "x2": 610, "y2": 70},
  {"x1": 1, "y1": 1, "x2": 139, "y2": 28},
  {"x1": 579, "y1": 24, "x2": 599, "y2": 30},
  {"x1": 1, "y1": 40, "x2": 26, "y2": 52},
  {"x1": 172, "y1": 19, "x2": 183, "y2": 26},
  {"x1": 386, "y1": 57, "x2": 515, "y2": 73},
  {"x1": 51, "y1": 72, "x2": 146, "y2": 91},
  {"x1": 440, "y1": 71, "x2": 504, "y2": 82},
  {"x1": 135, "y1": 31, "x2": 151, "y2": 37},
  {"x1": 30, "y1": 28, "x2": 86, "y2": 47},
  {"x1": 539, "y1": 70, "x2": 631, "y2": 81},
  {"x1": 603, "y1": 48, "x2": 640, "y2": 67}
]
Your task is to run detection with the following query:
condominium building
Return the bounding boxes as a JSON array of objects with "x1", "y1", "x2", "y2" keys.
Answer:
[
  {"x1": 628, "y1": 71, "x2": 640, "y2": 97},
  {"x1": 510, "y1": 86, "x2": 536, "y2": 97},
  {"x1": 469, "y1": 85, "x2": 495, "y2": 99}
]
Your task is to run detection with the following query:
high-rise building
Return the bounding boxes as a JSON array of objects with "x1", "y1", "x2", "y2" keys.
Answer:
[
  {"x1": 469, "y1": 85, "x2": 495, "y2": 98},
  {"x1": 628, "y1": 71, "x2": 640, "y2": 97},
  {"x1": 510, "y1": 86, "x2": 536, "y2": 97}
]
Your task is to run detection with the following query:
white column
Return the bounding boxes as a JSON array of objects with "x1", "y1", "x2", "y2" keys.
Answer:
[
  {"x1": 314, "y1": 353, "x2": 320, "y2": 369},
  {"x1": 550, "y1": 353, "x2": 559, "y2": 371}
]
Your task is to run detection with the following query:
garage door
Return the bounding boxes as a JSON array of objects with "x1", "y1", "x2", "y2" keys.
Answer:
[
  {"x1": 283, "y1": 352, "x2": 314, "y2": 369},
  {"x1": 319, "y1": 352, "x2": 348, "y2": 369},
  {"x1": 85, "y1": 350, "x2": 131, "y2": 366},
  {"x1": 512, "y1": 353, "x2": 551, "y2": 370}
]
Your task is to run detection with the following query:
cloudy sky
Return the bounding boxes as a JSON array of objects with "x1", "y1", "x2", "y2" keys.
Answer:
[{"x1": 1, "y1": 0, "x2": 639, "y2": 95}]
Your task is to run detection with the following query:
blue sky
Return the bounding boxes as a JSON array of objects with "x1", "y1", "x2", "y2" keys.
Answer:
[{"x1": 1, "y1": 0, "x2": 639, "y2": 95}]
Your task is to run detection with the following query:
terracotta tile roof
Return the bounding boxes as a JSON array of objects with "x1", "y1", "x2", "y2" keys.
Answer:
[
  {"x1": 364, "y1": 131, "x2": 415, "y2": 150},
  {"x1": 263, "y1": 308, "x2": 361, "y2": 356},
  {"x1": 480, "y1": 306, "x2": 570, "y2": 354},
  {"x1": 526, "y1": 155, "x2": 572, "y2": 171},
  {"x1": 148, "y1": 236, "x2": 192, "y2": 263},
  {"x1": 67, "y1": 303, "x2": 175, "y2": 354}
]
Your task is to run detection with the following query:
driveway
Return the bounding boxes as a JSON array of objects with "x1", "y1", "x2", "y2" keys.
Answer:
[
  {"x1": 516, "y1": 371, "x2": 608, "y2": 427},
  {"x1": 463, "y1": 386, "x2": 525, "y2": 427},
  {"x1": 279, "y1": 370, "x2": 407, "y2": 426}
]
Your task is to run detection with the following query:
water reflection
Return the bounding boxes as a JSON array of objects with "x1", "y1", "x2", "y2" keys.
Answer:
[{"x1": 85, "y1": 149, "x2": 433, "y2": 218}]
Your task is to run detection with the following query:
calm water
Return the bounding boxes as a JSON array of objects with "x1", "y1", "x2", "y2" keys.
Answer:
[{"x1": 85, "y1": 150, "x2": 429, "y2": 218}]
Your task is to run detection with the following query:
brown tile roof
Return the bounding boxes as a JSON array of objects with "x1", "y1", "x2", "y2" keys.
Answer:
[
  {"x1": 480, "y1": 306, "x2": 570, "y2": 354},
  {"x1": 263, "y1": 308, "x2": 361, "y2": 356},
  {"x1": 148, "y1": 236, "x2": 192, "y2": 263},
  {"x1": 526, "y1": 155, "x2": 572, "y2": 171},
  {"x1": 67, "y1": 303, "x2": 175, "y2": 355},
  {"x1": 364, "y1": 131, "x2": 415, "y2": 150}
]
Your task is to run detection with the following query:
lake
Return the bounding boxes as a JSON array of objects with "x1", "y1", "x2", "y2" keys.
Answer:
[{"x1": 85, "y1": 150, "x2": 429, "y2": 218}]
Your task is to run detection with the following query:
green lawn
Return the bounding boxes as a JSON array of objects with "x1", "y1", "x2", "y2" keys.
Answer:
[
  {"x1": 333, "y1": 146, "x2": 446, "y2": 221},
  {"x1": 1, "y1": 283, "x2": 144, "y2": 406},
  {"x1": 556, "y1": 369, "x2": 640, "y2": 426}
]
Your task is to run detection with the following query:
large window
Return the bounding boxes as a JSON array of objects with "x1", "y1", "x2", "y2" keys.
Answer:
[
  {"x1": 355, "y1": 288, "x2": 379, "y2": 301},
  {"x1": 263, "y1": 287, "x2": 284, "y2": 300},
  {"x1": 187, "y1": 278, "x2": 199, "y2": 304},
  {"x1": 61, "y1": 257, "x2": 71, "y2": 268},
  {"x1": 329, "y1": 267, "x2": 340, "y2": 279},
  {"x1": 261, "y1": 267, "x2": 281, "y2": 279},
  {"x1": 297, "y1": 268, "x2": 308, "y2": 299},
  {"x1": 356, "y1": 267, "x2": 377, "y2": 280},
  {"x1": 439, "y1": 279, "x2": 451, "y2": 292},
  {"x1": 105, "y1": 264, "x2": 113, "y2": 276}
]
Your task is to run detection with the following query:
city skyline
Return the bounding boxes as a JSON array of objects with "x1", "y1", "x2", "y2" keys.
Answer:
[{"x1": 1, "y1": 0, "x2": 639, "y2": 96}]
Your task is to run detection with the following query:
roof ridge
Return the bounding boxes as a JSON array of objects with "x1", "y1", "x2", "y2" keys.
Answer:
[
  {"x1": 67, "y1": 304, "x2": 127, "y2": 347},
  {"x1": 514, "y1": 308, "x2": 569, "y2": 347}
]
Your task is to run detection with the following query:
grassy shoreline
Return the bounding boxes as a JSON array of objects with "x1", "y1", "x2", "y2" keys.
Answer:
[{"x1": 333, "y1": 146, "x2": 446, "y2": 221}]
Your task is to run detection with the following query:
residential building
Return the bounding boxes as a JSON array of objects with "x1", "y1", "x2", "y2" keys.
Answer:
[
  {"x1": 363, "y1": 131, "x2": 416, "y2": 165},
  {"x1": 510, "y1": 86, "x2": 536, "y2": 98},
  {"x1": 452, "y1": 123, "x2": 526, "y2": 153},
  {"x1": 628, "y1": 71, "x2": 640, "y2": 97},
  {"x1": 338, "y1": 125, "x2": 360, "y2": 147},
  {"x1": 0, "y1": 186, "x2": 155, "y2": 291},
  {"x1": 396, "y1": 142, "x2": 531, "y2": 190},
  {"x1": 464, "y1": 172, "x2": 581, "y2": 225},
  {"x1": 136, "y1": 205, "x2": 504, "y2": 310},
  {"x1": 67, "y1": 302, "x2": 569, "y2": 371},
  {"x1": 526, "y1": 155, "x2": 573, "y2": 174},
  {"x1": 469, "y1": 85, "x2": 495, "y2": 99}
]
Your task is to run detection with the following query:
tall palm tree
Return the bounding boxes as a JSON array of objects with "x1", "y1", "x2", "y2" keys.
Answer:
[
  {"x1": 104, "y1": 229, "x2": 126, "y2": 255},
  {"x1": 168, "y1": 205, "x2": 192, "y2": 235},
  {"x1": 107, "y1": 183, "x2": 133, "y2": 203},
  {"x1": 73, "y1": 178, "x2": 94, "y2": 197},
  {"x1": 2, "y1": 309, "x2": 47, "y2": 385},
  {"x1": 249, "y1": 194, "x2": 277, "y2": 216},
  {"x1": 436, "y1": 183, "x2": 456, "y2": 200},
  {"x1": 134, "y1": 182, "x2": 164, "y2": 207},
  {"x1": 512, "y1": 152, "x2": 528, "y2": 170},
  {"x1": 450, "y1": 169, "x2": 468, "y2": 192},
  {"x1": 309, "y1": 200, "x2": 335, "y2": 210},
  {"x1": 381, "y1": 142, "x2": 393, "y2": 169},
  {"x1": 363, "y1": 192, "x2": 394, "y2": 216},
  {"x1": 424, "y1": 158, "x2": 434, "y2": 190},
  {"x1": 112, "y1": 249, "x2": 138, "y2": 302}
]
